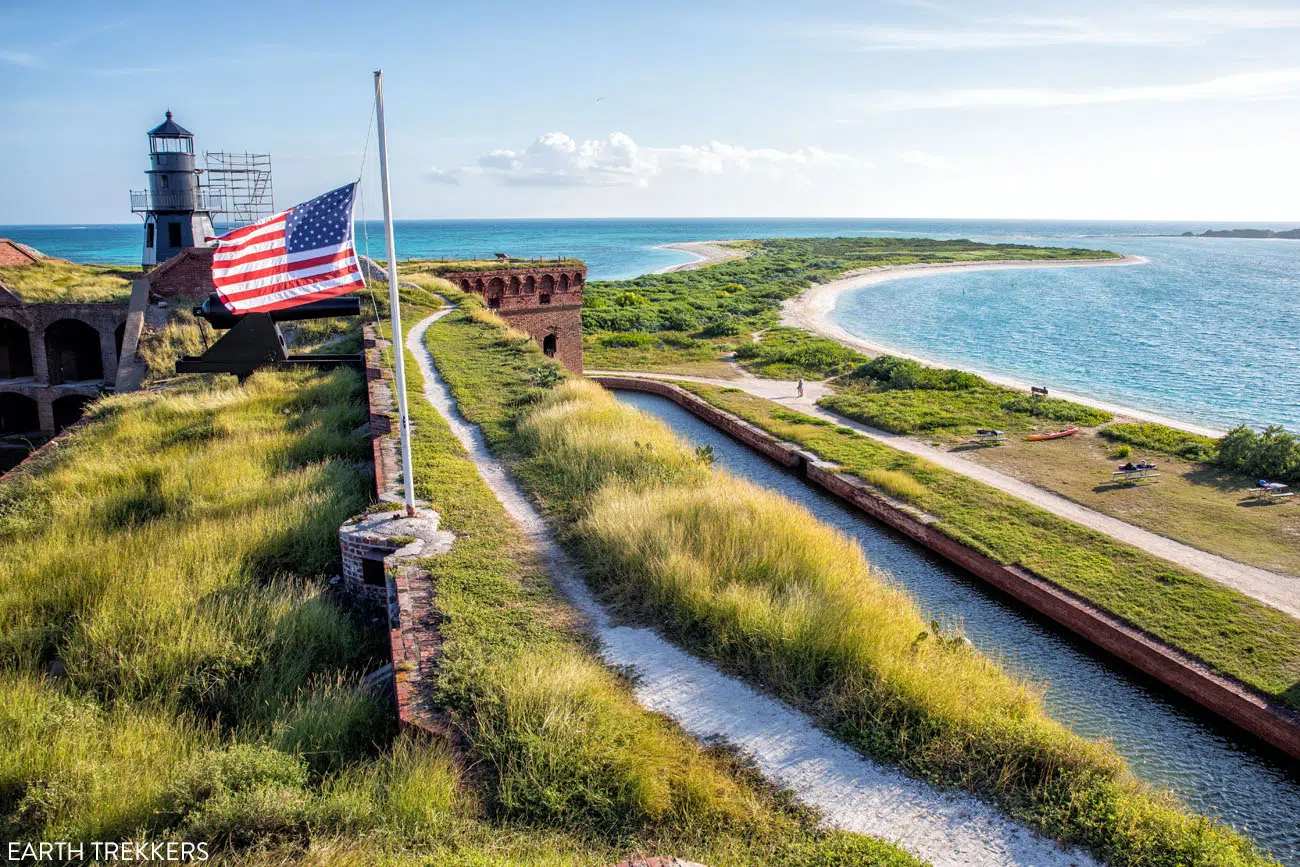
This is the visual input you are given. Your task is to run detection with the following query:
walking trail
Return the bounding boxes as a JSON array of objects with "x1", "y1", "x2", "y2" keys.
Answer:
[
  {"x1": 409, "y1": 311, "x2": 1096, "y2": 867},
  {"x1": 585, "y1": 368, "x2": 1300, "y2": 619}
]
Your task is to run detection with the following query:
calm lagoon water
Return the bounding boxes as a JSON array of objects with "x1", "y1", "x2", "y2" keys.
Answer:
[{"x1": 5, "y1": 218, "x2": 1298, "y2": 430}]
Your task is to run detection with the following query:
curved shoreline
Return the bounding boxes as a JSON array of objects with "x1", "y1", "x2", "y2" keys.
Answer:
[
  {"x1": 654, "y1": 239, "x2": 749, "y2": 273},
  {"x1": 777, "y1": 255, "x2": 1231, "y2": 438}
]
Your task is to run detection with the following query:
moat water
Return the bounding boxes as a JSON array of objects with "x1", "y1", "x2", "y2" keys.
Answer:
[{"x1": 614, "y1": 389, "x2": 1300, "y2": 865}]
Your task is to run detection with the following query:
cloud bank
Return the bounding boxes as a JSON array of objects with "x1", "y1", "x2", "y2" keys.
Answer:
[{"x1": 441, "y1": 132, "x2": 868, "y2": 187}]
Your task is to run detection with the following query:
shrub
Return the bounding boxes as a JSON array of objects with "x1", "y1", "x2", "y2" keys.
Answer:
[
  {"x1": 1100, "y1": 424, "x2": 1218, "y2": 463},
  {"x1": 698, "y1": 317, "x2": 745, "y2": 338},
  {"x1": 1000, "y1": 394, "x2": 1110, "y2": 426},
  {"x1": 1217, "y1": 424, "x2": 1300, "y2": 482}
]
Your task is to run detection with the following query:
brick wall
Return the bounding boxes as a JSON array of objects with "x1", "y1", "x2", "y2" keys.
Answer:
[
  {"x1": 441, "y1": 264, "x2": 585, "y2": 373},
  {"x1": 590, "y1": 375, "x2": 1300, "y2": 761},
  {"x1": 0, "y1": 239, "x2": 42, "y2": 267},
  {"x1": 146, "y1": 247, "x2": 215, "y2": 301}
]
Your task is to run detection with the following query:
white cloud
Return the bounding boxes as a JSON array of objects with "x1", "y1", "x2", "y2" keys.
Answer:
[
  {"x1": 424, "y1": 167, "x2": 460, "y2": 185},
  {"x1": 827, "y1": 7, "x2": 1300, "y2": 51},
  {"x1": 462, "y1": 132, "x2": 868, "y2": 187},
  {"x1": 0, "y1": 48, "x2": 40, "y2": 68},
  {"x1": 899, "y1": 150, "x2": 952, "y2": 170},
  {"x1": 860, "y1": 67, "x2": 1300, "y2": 111}
]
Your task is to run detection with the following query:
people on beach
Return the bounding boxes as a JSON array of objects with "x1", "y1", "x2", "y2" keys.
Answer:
[{"x1": 797, "y1": 376, "x2": 805, "y2": 398}]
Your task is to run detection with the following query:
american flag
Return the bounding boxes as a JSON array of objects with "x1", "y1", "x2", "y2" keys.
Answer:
[{"x1": 211, "y1": 183, "x2": 365, "y2": 314}]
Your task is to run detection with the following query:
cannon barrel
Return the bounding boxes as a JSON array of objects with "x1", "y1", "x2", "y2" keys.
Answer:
[{"x1": 193, "y1": 294, "x2": 362, "y2": 329}]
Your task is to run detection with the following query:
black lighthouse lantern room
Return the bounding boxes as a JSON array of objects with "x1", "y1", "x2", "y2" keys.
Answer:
[{"x1": 130, "y1": 111, "x2": 215, "y2": 269}]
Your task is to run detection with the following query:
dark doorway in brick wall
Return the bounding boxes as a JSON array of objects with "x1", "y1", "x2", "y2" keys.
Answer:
[
  {"x1": 45, "y1": 320, "x2": 103, "y2": 384},
  {"x1": 0, "y1": 392, "x2": 39, "y2": 435},
  {"x1": 0, "y1": 318, "x2": 33, "y2": 379},
  {"x1": 52, "y1": 394, "x2": 94, "y2": 432},
  {"x1": 543, "y1": 334, "x2": 557, "y2": 357},
  {"x1": 361, "y1": 554, "x2": 387, "y2": 586}
]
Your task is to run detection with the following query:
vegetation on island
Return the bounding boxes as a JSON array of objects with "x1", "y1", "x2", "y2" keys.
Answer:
[
  {"x1": 822, "y1": 354, "x2": 1111, "y2": 435},
  {"x1": 583, "y1": 236, "x2": 1118, "y2": 376},
  {"x1": 421, "y1": 287, "x2": 1274, "y2": 867},
  {"x1": 1101, "y1": 421, "x2": 1300, "y2": 484},
  {"x1": 0, "y1": 259, "x2": 140, "y2": 304}
]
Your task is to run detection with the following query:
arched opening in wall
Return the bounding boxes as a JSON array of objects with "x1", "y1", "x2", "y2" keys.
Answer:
[
  {"x1": 114, "y1": 322, "x2": 127, "y2": 364},
  {"x1": 45, "y1": 319, "x2": 103, "y2": 384},
  {"x1": 0, "y1": 318, "x2": 33, "y2": 380},
  {"x1": 572, "y1": 272, "x2": 583, "y2": 287},
  {"x1": 0, "y1": 392, "x2": 39, "y2": 435},
  {"x1": 486, "y1": 277, "x2": 505, "y2": 310},
  {"x1": 461, "y1": 279, "x2": 472, "y2": 292},
  {"x1": 539, "y1": 274, "x2": 555, "y2": 293},
  {"x1": 524, "y1": 276, "x2": 536, "y2": 294},
  {"x1": 542, "y1": 334, "x2": 557, "y2": 358},
  {"x1": 509, "y1": 276, "x2": 521, "y2": 294},
  {"x1": 52, "y1": 394, "x2": 93, "y2": 432},
  {"x1": 560, "y1": 273, "x2": 570, "y2": 291}
]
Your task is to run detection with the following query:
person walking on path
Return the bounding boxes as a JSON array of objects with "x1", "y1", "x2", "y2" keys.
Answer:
[{"x1": 797, "y1": 375, "x2": 805, "y2": 398}]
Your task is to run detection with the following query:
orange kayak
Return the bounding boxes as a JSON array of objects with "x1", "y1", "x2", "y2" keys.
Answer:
[{"x1": 1026, "y1": 427, "x2": 1079, "y2": 441}]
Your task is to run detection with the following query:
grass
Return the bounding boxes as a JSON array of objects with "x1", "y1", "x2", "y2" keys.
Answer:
[
  {"x1": 734, "y1": 327, "x2": 867, "y2": 379},
  {"x1": 0, "y1": 321, "x2": 920, "y2": 866},
  {"x1": 960, "y1": 428, "x2": 1300, "y2": 577},
  {"x1": 584, "y1": 331, "x2": 742, "y2": 378},
  {"x1": 681, "y1": 383, "x2": 1300, "y2": 711},
  {"x1": 420, "y1": 295, "x2": 1279, "y2": 867},
  {"x1": 0, "y1": 259, "x2": 139, "y2": 303},
  {"x1": 821, "y1": 355, "x2": 1112, "y2": 436},
  {"x1": 1100, "y1": 423, "x2": 1220, "y2": 463}
]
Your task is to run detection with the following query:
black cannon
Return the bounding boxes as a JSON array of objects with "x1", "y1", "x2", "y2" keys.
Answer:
[{"x1": 175, "y1": 293, "x2": 365, "y2": 378}]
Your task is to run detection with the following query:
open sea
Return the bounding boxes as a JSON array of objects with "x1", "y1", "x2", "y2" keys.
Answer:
[{"x1": 4, "y1": 218, "x2": 1297, "y2": 432}]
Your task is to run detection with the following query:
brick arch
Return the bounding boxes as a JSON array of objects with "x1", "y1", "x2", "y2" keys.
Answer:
[
  {"x1": 559, "y1": 273, "x2": 570, "y2": 291},
  {"x1": 539, "y1": 274, "x2": 555, "y2": 293},
  {"x1": 572, "y1": 271, "x2": 584, "y2": 287},
  {"x1": 52, "y1": 393, "x2": 94, "y2": 432},
  {"x1": 44, "y1": 319, "x2": 103, "y2": 384},
  {"x1": 0, "y1": 316, "x2": 33, "y2": 379},
  {"x1": 542, "y1": 333, "x2": 558, "y2": 358},
  {"x1": 0, "y1": 391, "x2": 39, "y2": 435},
  {"x1": 524, "y1": 275, "x2": 536, "y2": 293},
  {"x1": 474, "y1": 279, "x2": 485, "y2": 294},
  {"x1": 509, "y1": 276, "x2": 521, "y2": 293},
  {"x1": 461, "y1": 279, "x2": 473, "y2": 292}
]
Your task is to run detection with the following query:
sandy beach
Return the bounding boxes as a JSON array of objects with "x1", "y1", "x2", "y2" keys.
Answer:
[
  {"x1": 776, "y1": 255, "x2": 1227, "y2": 436},
  {"x1": 655, "y1": 240, "x2": 750, "y2": 273}
]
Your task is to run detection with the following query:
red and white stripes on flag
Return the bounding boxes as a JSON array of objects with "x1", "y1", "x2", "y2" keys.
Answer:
[{"x1": 211, "y1": 183, "x2": 365, "y2": 314}]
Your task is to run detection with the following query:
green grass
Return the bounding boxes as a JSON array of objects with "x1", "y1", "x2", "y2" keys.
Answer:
[
  {"x1": 0, "y1": 259, "x2": 139, "y2": 303},
  {"x1": 683, "y1": 384, "x2": 1300, "y2": 711},
  {"x1": 0, "y1": 321, "x2": 920, "y2": 867},
  {"x1": 820, "y1": 356, "x2": 1112, "y2": 435},
  {"x1": 420, "y1": 297, "x2": 1278, "y2": 867},
  {"x1": 1100, "y1": 423, "x2": 1220, "y2": 462},
  {"x1": 734, "y1": 327, "x2": 867, "y2": 378}
]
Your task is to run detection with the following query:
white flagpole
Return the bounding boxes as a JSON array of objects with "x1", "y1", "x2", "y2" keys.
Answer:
[{"x1": 374, "y1": 69, "x2": 417, "y2": 517}]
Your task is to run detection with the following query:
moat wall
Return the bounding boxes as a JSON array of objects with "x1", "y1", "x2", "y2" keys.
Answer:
[{"x1": 591, "y1": 374, "x2": 1300, "y2": 761}]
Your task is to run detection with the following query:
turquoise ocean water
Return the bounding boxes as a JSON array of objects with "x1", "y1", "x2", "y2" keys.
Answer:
[{"x1": 4, "y1": 218, "x2": 1297, "y2": 431}]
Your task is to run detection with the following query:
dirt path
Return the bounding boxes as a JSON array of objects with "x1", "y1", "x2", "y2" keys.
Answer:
[
  {"x1": 409, "y1": 312, "x2": 1097, "y2": 867},
  {"x1": 585, "y1": 368, "x2": 1300, "y2": 619}
]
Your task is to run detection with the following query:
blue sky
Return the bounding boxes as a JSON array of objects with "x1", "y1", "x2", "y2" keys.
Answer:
[{"x1": 3, "y1": 0, "x2": 1299, "y2": 223}]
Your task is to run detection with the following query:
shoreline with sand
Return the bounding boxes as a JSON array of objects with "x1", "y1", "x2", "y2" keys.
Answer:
[
  {"x1": 654, "y1": 240, "x2": 751, "y2": 272},
  {"x1": 774, "y1": 255, "x2": 1230, "y2": 437}
]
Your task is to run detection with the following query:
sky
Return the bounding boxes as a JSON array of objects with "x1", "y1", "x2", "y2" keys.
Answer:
[{"x1": 2, "y1": 0, "x2": 1299, "y2": 224}]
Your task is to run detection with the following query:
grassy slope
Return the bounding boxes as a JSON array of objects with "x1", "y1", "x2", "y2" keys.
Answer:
[
  {"x1": 421, "y1": 295, "x2": 1274, "y2": 867},
  {"x1": 0, "y1": 306, "x2": 918, "y2": 865},
  {"x1": 679, "y1": 384, "x2": 1300, "y2": 711},
  {"x1": 0, "y1": 260, "x2": 139, "y2": 303}
]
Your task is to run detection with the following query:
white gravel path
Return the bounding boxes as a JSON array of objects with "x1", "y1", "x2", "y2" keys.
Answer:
[{"x1": 409, "y1": 310, "x2": 1099, "y2": 867}]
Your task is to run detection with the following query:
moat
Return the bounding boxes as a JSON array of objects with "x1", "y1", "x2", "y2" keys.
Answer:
[{"x1": 614, "y1": 389, "x2": 1300, "y2": 865}]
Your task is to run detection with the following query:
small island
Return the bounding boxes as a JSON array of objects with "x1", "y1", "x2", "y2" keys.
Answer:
[{"x1": 1181, "y1": 227, "x2": 1300, "y2": 239}]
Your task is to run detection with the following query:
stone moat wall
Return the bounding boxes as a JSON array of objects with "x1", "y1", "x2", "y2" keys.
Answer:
[{"x1": 590, "y1": 375, "x2": 1300, "y2": 761}]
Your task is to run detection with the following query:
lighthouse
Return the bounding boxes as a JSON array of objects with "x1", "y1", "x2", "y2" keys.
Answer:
[{"x1": 130, "y1": 111, "x2": 215, "y2": 269}]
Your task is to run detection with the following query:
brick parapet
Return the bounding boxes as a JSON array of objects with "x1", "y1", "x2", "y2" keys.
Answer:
[
  {"x1": 340, "y1": 324, "x2": 456, "y2": 738},
  {"x1": 590, "y1": 375, "x2": 1300, "y2": 760}
]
